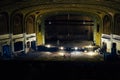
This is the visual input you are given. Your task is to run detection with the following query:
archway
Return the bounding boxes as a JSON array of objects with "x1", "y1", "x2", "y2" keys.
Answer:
[
  {"x1": 12, "y1": 13, "x2": 23, "y2": 35},
  {"x1": 0, "y1": 12, "x2": 9, "y2": 35},
  {"x1": 103, "y1": 15, "x2": 112, "y2": 34},
  {"x1": 36, "y1": 10, "x2": 101, "y2": 46},
  {"x1": 114, "y1": 14, "x2": 120, "y2": 35}
]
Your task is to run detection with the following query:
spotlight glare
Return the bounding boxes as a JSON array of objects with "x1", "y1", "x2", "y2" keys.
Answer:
[
  {"x1": 74, "y1": 47, "x2": 78, "y2": 50},
  {"x1": 59, "y1": 46, "x2": 64, "y2": 50},
  {"x1": 45, "y1": 44, "x2": 51, "y2": 48}
]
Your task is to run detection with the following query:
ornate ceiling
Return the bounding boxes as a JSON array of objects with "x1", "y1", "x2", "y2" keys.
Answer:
[{"x1": 0, "y1": 0, "x2": 120, "y2": 17}]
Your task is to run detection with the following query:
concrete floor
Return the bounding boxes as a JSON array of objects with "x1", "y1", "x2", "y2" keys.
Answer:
[
  {"x1": 14, "y1": 50, "x2": 103, "y2": 61},
  {"x1": 2, "y1": 40, "x2": 120, "y2": 62},
  {"x1": 11, "y1": 40, "x2": 104, "y2": 62}
]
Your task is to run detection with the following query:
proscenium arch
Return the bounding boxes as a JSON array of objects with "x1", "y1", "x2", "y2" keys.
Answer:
[
  {"x1": 20, "y1": 4, "x2": 109, "y2": 46},
  {"x1": 36, "y1": 10, "x2": 102, "y2": 46}
]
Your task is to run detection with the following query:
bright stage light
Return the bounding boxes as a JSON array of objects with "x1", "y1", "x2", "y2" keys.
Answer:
[
  {"x1": 45, "y1": 44, "x2": 51, "y2": 48},
  {"x1": 74, "y1": 47, "x2": 78, "y2": 50},
  {"x1": 59, "y1": 46, "x2": 64, "y2": 50}
]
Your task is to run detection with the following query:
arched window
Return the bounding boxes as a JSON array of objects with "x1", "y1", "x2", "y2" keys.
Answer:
[
  {"x1": 13, "y1": 13, "x2": 23, "y2": 35},
  {"x1": 26, "y1": 15, "x2": 35, "y2": 34},
  {"x1": 114, "y1": 14, "x2": 120, "y2": 35},
  {"x1": 0, "y1": 12, "x2": 9, "y2": 35},
  {"x1": 103, "y1": 15, "x2": 111, "y2": 34}
]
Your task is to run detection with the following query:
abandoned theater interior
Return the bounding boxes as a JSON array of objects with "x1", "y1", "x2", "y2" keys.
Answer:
[
  {"x1": 1, "y1": 1, "x2": 120, "y2": 80},
  {"x1": 0, "y1": 0, "x2": 120, "y2": 61}
]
